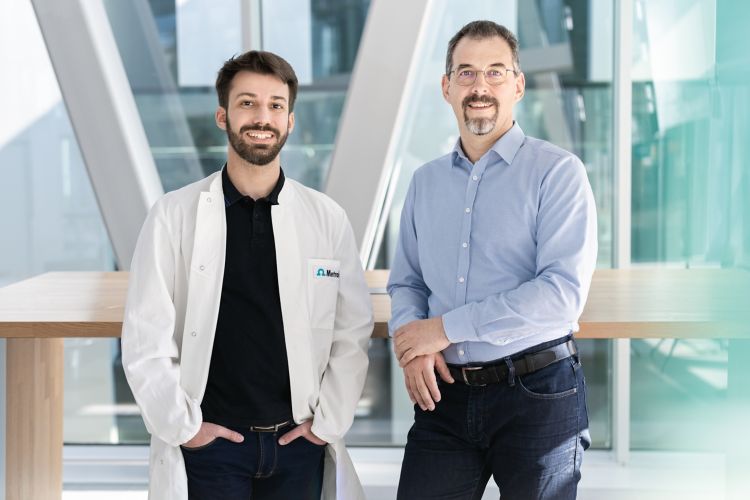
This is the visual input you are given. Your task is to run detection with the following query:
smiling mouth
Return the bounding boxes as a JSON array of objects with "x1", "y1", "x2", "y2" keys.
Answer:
[
  {"x1": 466, "y1": 102, "x2": 494, "y2": 110},
  {"x1": 244, "y1": 131, "x2": 275, "y2": 141}
]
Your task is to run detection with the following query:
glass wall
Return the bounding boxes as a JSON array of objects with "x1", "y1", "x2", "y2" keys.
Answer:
[
  {"x1": 629, "y1": 0, "x2": 750, "y2": 451},
  {"x1": 101, "y1": 0, "x2": 369, "y2": 192},
  {"x1": 369, "y1": 0, "x2": 614, "y2": 448}
]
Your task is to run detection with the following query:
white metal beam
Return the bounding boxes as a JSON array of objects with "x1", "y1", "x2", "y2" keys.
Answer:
[
  {"x1": 612, "y1": 0, "x2": 634, "y2": 466},
  {"x1": 240, "y1": 0, "x2": 263, "y2": 52},
  {"x1": 324, "y1": 0, "x2": 432, "y2": 264},
  {"x1": 31, "y1": 0, "x2": 163, "y2": 270}
]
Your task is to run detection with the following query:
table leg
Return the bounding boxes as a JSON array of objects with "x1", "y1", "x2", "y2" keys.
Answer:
[{"x1": 6, "y1": 338, "x2": 63, "y2": 500}]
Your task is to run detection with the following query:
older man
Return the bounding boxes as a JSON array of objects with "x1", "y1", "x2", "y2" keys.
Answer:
[{"x1": 388, "y1": 21, "x2": 598, "y2": 500}]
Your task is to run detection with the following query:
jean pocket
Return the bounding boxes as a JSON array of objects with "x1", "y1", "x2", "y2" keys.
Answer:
[
  {"x1": 517, "y1": 357, "x2": 578, "y2": 400},
  {"x1": 180, "y1": 437, "x2": 221, "y2": 452}
]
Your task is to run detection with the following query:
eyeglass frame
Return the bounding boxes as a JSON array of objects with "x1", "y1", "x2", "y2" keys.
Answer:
[{"x1": 447, "y1": 64, "x2": 519, "y2": 86}]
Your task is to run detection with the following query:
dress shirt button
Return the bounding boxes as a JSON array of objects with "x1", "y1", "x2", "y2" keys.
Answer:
[
  {"x1": 458, "y1": 349, "x2": 465, "y2": 356},
  {"x1": 458, "y1": 276, "x2": 465, "y2": 283},
  {"x1": 465, "y1": 207, "x2": 471, "y2": 214},
  {"x1": 191, "y1": 331, "x2": 197, "y2": 337},
  {"x1": 472, "y1": 175, "x2": 478, "y2": 181},
  {"x1": 462, "y1": 242, "x2": 468, "y2": 248},
  {"x1": 199, "y1": 265, "x2": 205, "y2": 271}
]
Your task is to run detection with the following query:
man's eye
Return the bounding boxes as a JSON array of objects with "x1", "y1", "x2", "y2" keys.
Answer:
[
  {"x1": 486, "y1": 70, "x2": 503, "y2": 78},
  {"x1": 241, "y1": 101, "x2": 253, "y2": 106},
  {"x1": 272, "y1": 103, "x2": 284, "y2": 110},
  {"x1": 459, "y1": 70, "x2": 475, "y2": 77}
]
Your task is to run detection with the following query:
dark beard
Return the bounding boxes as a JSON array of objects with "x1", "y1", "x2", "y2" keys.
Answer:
[
  {"x1": 462, "y1": 94, "x2": 499, "y2": 136},
  {"x1": 225, "y1": 116, "x2": 289, "y2": 166}
]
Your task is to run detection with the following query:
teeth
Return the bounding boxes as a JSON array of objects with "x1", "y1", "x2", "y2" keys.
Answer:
[{"x1": 248, "y1": 133, "x2": 273, "y2": 139}]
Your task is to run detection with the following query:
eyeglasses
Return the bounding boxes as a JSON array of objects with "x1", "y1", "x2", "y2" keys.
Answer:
[{"x1": 448, "y1": 65, "x2": 517, "y2": 86}]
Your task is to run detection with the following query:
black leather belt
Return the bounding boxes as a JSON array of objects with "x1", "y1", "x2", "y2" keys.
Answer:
[{"x1": 448, "y1": 339, "x2": 577, "y2": 386}]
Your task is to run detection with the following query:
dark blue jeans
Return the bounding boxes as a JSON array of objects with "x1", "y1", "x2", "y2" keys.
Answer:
[
  {"x1": 397, "y1": 336, "x2": 590, "y2": 500},
  {"x1": 180, "y1": 422, "x2": 325, "y2": 500}
]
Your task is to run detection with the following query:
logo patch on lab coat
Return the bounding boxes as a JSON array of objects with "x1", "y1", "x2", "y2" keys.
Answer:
[{"x1": 316, "y1": 268, "x2": 340, "y2": 278}]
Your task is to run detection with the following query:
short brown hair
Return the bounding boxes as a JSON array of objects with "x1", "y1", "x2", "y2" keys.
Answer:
[
  {"x1": 445, "y1": 21, "x2": 520, "y2": 75},
  {"x1": 215, "y1": 50, "x2": 299, "y2": 111}
]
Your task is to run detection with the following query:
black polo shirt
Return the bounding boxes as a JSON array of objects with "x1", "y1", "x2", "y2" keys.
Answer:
[{"x1": 200, "y1": 166, "x2": 293, "y2": 427}]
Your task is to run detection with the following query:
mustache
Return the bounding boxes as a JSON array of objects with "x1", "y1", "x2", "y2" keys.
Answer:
[
  {"x1": 462, "y1": 94, "x2": 498, "y2": 109},
  {"x1": 239, "y1": 124, "x2": 280, "y2": 136}
]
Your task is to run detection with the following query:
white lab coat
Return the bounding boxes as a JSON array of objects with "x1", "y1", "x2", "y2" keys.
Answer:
[{"x1": 121, "y1": 171, "x2": 373, "y2": 500}]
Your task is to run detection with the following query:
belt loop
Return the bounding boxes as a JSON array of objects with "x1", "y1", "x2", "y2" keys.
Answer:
[{"x1": 504, "y1": 357, "x2": 515, "y2": 387}]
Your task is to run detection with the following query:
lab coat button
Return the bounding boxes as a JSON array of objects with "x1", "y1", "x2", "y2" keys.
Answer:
[
  {"x1": 199, "y1": 265, "x2": 205, "y2": 271},
  {"x1": 207, "y1": 197, "x2": 212, "y2": 203},
  {"x1": 191, "y1": 331, "x2": 197, "y2": 337}
]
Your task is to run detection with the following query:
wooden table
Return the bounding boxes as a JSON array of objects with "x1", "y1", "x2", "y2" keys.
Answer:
[{"x1": 0, "y1": 269, "x2": 748, "y2": 499}]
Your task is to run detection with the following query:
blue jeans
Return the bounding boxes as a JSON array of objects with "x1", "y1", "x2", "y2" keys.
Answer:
[
  {"x1": 181, "y1": 422, "x2": 324, "y2": 500},
  {"x1": 397, "y1": 336, "x2": 590, "y2": 500}
]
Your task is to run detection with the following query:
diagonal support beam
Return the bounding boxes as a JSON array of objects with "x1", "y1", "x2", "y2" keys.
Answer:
[
  {"x1": 324, "y1": 0, "x2": 432, "y2": 265},
  {"x1": 31, "y1": 0, "x2": 163, "y2": 270}
]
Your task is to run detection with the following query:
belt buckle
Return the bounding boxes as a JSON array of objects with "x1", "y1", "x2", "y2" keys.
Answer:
[
  {"x1": 461, "y1": 366, "x2": 485, "y2": 386},
  {"x1": 250, "y1": 420, "x2": 290, "y2": 432}
]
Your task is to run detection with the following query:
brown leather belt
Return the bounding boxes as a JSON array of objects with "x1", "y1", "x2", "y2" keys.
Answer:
[{"x1": 448, "y1": 339, "x2": 577, "y2": 386}]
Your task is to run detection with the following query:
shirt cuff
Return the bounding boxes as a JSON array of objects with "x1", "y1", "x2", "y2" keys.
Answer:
[{"x1": 442, "y1": 305, "x2": 479, "y2": 343}]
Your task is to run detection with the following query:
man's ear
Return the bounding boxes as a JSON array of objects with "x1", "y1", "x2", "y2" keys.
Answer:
[
  {"x1": 215, "y1": 107, "x2": 227, "y2": 130},
  {"x1": 514, "y1": 72, "x2": 526, "y2": 103},
  {"x1": 288, "y1": 111, "x2": 295, "y2": 134},
  {"x1": 441, "y1": 74, "x2": 451, "y2": 102}
]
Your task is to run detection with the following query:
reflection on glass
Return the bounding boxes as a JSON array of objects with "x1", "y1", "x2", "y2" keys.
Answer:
[{"x1": 629, "y1": 0, "x2": 749, "y2": 451}]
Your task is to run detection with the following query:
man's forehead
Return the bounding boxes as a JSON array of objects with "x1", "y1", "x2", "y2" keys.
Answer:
[
  {"x1": 453, "y1": 36, "x2": 513, "y2": 65},
  {"x1": 229, "y1": 71, "x2": 289, "y2": 98}
]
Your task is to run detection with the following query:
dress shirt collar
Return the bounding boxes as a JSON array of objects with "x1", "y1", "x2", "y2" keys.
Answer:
[
  {"x1": 452, "y1": 121, "x2": 525, "y2": 168},
  {"x1": 221, "y1": 164, "x2": 285, "y2": 207}
]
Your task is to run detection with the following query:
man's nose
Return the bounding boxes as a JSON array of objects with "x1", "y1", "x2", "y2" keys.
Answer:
[
  {"x1": 470, "y1": 78, "x2": 490, "y2": 95},
  {"x1": 252, "y1": 106, "x2": 272, "y2": 125}
]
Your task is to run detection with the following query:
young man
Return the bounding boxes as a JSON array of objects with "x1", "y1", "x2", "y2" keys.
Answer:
[
  {"x1": 121, "y1": 50, "x2": 373, "y2": 500},
  {"x1": 388, "y1": 21, "x2": 598, "y2": 500}
]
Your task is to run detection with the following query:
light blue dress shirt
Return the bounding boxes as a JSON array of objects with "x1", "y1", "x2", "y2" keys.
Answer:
[{"x1": 387, "y1": 123, "x2": 598, "y2": 364}]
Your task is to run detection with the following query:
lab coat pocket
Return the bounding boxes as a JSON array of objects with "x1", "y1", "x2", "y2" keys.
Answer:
[{"x1": 307, "y1": 258, "x2": 341, "y2": 330}]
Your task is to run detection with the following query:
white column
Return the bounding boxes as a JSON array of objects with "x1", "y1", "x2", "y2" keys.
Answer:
[{"x1": 612, "y1": 0, "x2": 633, "y2": 466}]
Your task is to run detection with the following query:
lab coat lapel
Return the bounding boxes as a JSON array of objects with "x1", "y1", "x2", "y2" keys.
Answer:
[
  {"x1": 272, "y1": 184, "x2": 316, "y2": 413},
  {"x1": 180, "y1": 173, "x2": 226, "y2": 399}
]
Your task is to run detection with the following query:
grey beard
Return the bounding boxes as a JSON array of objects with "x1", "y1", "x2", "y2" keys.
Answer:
[{"x1": 465, "y1": 117, "x2": 496, "y2": 135}]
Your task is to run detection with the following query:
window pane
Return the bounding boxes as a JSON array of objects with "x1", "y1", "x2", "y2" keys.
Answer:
[{"x1": 630, "y1": 0, "x2": 750, "y2": 451}]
